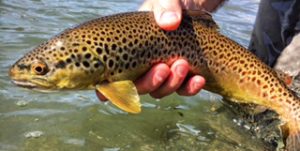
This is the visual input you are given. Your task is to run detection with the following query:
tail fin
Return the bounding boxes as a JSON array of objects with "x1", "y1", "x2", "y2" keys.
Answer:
[{"x1": 284, "y1": 119, "x2": 300, "y2": 151}]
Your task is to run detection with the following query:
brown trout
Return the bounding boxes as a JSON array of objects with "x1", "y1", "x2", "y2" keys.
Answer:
[{"x1": 9, "y1": 11, "x2": 300, "y2": 150}]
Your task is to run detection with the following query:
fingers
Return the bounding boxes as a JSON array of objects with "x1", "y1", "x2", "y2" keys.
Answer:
[
  {"x1": 150, "y1": 59, "x2": 189, "y2": 98},
  {"x1": 176, "y1": 75, "x2": 205, "y2": 96},
  {"x1": 135, "y1": 63, "x2": 170, "y2": 94},
  {"x1": 139, "y1": 0, "x2": 182, "y2": 31}
]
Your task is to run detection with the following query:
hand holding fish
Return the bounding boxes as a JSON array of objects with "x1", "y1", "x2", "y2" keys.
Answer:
[{"x1": 97, "y1": 0, "x2": 225, "y2": 101}]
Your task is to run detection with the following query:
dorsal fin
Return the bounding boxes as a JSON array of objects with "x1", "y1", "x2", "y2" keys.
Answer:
[{"x1": 183, "y1": 10, "x2": 219, "y2": 30}]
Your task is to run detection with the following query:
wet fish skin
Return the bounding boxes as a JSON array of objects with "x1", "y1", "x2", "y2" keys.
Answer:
[{"x1": 9, "y1": 11, "x2": 300, "y2": 151}]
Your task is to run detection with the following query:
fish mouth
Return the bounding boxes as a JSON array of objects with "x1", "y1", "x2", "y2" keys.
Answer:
[
  {"x1": 11, "y1": 80, "x2": 37, "y2": 89},
  {"x1": 11, "y1": 79, "x2": 57, "y2": 93}
]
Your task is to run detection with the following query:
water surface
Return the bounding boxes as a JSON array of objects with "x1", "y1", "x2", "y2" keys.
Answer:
[{"x1": 0, "y1": 1, "x2": 265, "y2": 150}]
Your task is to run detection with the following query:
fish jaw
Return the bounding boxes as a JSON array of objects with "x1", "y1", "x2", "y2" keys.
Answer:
[{"x1": 9, "y1": 69, "x2": 55, "y2": 91}]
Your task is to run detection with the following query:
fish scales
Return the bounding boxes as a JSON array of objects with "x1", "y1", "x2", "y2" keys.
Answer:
[{"x1": 9, "y1": 11, "x2": 300, "y2": 150}]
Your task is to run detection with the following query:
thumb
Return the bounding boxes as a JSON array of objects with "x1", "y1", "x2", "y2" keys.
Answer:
[{"x1": 153, "y1": 0, "x2": 182, "y2": 31}]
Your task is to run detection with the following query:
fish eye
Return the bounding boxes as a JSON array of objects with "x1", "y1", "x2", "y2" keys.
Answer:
[{"x1": 31, "y1": 62, "x2": 48, "y2": 75}]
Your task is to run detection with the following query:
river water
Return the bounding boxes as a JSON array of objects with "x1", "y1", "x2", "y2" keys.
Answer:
[{"x1": 0, "y1": 0, "x2": 266, "y2": 150}]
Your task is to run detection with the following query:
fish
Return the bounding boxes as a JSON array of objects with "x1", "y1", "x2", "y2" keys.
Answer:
[{"x1": 9, "y1": 11, "x2": 300, "y2": 150}]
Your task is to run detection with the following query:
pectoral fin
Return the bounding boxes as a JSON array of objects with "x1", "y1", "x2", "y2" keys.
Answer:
[{"x1": 96, "y1": 80, "x2": 141, "y2": 114}]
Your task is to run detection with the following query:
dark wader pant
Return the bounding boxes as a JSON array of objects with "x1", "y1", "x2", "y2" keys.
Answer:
[{"x1": 248, "y1": 0, "x2": 300, "y2": 67}]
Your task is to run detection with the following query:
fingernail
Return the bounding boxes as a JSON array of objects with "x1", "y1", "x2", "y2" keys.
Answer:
[
  {"x1": 175, "y1": 65, "x2": 187, "y2": 77},
  {"x1": 192, "y1": 78, "x2": 203, "y2": 92},
  {"x1": 153, "y1": 70, "x2": 166, "y2": 86},
  {"x1": 159, "y1": 11, "x2": 180, "y2": 25}
]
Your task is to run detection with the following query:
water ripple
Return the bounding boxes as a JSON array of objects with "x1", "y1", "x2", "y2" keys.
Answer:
[{"x1": 2, "y1": 108, "x2": 73, "y2": 118}]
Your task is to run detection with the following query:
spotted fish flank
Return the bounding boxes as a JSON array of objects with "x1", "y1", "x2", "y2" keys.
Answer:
[{"x1": 9, "y1": 11, "x2": 300, "y2": 151}]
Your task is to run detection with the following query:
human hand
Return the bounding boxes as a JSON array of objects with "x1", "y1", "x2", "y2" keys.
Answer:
[{"x1": 129, "y1": 0, "x2": 222, "y2": 98}]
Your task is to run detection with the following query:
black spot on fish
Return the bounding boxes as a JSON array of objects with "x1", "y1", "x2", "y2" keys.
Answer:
[
  {"x1": 125, "y1": 63, "x2": 130, "y2": 69},
  {"x1": 139, "y1": 50, "x2": 145, "y2": 58},
  {"x1": 122, "y1": 53, "x2": 128, "y2": 60},
  {"x1": 104, "y1": 44, "x2": 109, "y2": 54},
  {"x1": 94, "y1": 62, "x2": 100, "y2": 68},
  {"x1": 17, "y1": 64, "x2": 30, "y2": 70},
  {"x1": 146, "y1": 51, "x2": 151, "y2": 58},
  {"x1": 138, "y1": 43, "x2": 143, "y2": 48},
  {"x1": 82, "y1": 47, "x2": 87, "y2": 52},
  {"x1": 108, "y1": 59, "x2": 114, "y2": 68},
  {"x1": 150, "y1": 36, "x2": 154, "y2": 41},
  {"x1": 154, "y1": 49, "x2": 158, "y2": 55},
  {"x1": 122, "y1": 38, "x2": 127, "y2": 43},
  {"x1": 96, "y1": 47, "x2": 102, "y2": 54},
  {"x1": 111, "y1": 44, "x2": 117, "y2": 51},
  {"x1": 114, "y1": 64, "x2": 119, "y2": 70},
  {"x1": 131, "y1": 49, "x2": 137, "y2": 56},
  {"x1": 85, "y1": 53, "x2": 91, "y2": 59},
  {"x1": 131, "y1": 61, "x2": 137, "y2": 68},
  {"x1": 55, "y1": 60, "x2": 66, "y2": 69},
  {"x1": 66, "y1": 58, "x2": 72, "y2": 63},
  {"x1": 82, "y1": 61, "x2": 90, "y2": 68},
  {"x1": 103, "y1": 55, "x2": 108, "y2": 62},
  {"x1": 118, "y1": 47, "x2": 123, "y2": 53}
]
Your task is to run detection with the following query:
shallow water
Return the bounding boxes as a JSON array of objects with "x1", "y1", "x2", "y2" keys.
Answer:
[{"x1": 0, "y1": 0, "x2": 265, "y2": 150}]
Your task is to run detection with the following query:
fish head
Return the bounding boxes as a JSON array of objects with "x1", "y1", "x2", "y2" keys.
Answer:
[{"x1": 9, "y1": 31, "x2": 106, "y2": 91}]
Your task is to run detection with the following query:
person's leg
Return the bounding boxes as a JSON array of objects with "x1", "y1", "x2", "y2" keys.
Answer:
[{"x1": 248, "y1": 0, "x2": 300, "y2": 67}]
